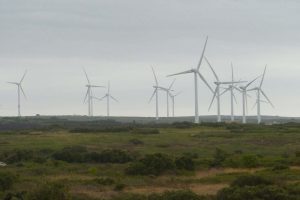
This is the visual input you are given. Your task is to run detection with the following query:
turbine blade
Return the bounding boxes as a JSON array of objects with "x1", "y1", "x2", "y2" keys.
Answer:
[
  {"x1": 167, "y1": 69, "x2": 193, "y2": 77},
  {"x1": 246, "y1": 75, "x2": 261, "y2": 88},
  {"x1": 151, "y1": 67, "x2": 158, "y2": 85},
  {"x1": 20, "y1": 85, "x2": 27, "y2": 99},
  {"x1": 83, "y1": 88, "x2": 89, "y2": 103},
  {"x1": 100, "y1": 95, "x2": 107, "y2": 101},
  {"x1": 208, "y1": 87, "x2": 218, "y2": 111},
  {"x1": 220, "y1": 87, "x2": 231, "y2": 96},
  {"x1": 252, "y1": 101, "x2": 257, "y2": 110},
  {"x1": 20, "y1": 70, "x2": 27, "y2": 84},
  {"x1": 7, "y1": 82, "x2": 18, "y2": 85},
  {"x1": 197, "y1": 36, "x2": 208, "y2": 70},
  {"x1": 148, "y1": 88, "x2": 157, "y2": 103},
  {"x1": 168, "y1": 79, "x2": 176, "y2": 90},
  {"x1": 260, "y1": 65, "x2": 267, "y2": 89},
  {"x1": 110, "y1": 95, "x2": 119, "y2": 102},
  {"x1": 83, "y1": 67, "x2": 91, "y2": 84},
  {"x1": 197, "y1": 72, "x2": 214, "y2": 93},
  {"x1": 233, "y1": 92, "x2": 238, "y2": 104},
  {"x1": 90, "y1": 85, "x2": 105, "y2": 88},
  {"x1": 261, "y1": 90, "x2": 274, "y2": 108},
  {"x1": 205, "y1": 57, "x2": 219, "y2": 81},
  {"x1": 233, "y1": 86, "x2": 242, "y2": 93},
  {"x1": 108, "y1": 81, "x2": 110, "y2": 94}
]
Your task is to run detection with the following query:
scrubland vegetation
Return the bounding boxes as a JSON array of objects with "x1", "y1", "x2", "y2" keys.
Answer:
[{"x1": 0, "y1": 117, "x2": 300, "y2": 199}]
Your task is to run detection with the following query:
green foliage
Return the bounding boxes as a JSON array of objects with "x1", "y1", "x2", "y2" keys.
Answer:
[
  {"x1": 93, "y1": 177, "x2": 115, "y2": 186},
  {"x1": 210, "y1": 148, "x2": 228, "y2": 167},
  {"x1": 0, "y1": 172, "x2": 16, "y2": 191},
  {"x1": 231, "y1": 175, "x2": 273, "y2": 187},
  {"x1": 26, "y1": 182, "x2": 70, "y2": 200},
  {"x1": 52, "y1": 147, "x2": 133, "y2": 164},
  {"x1": 175, "y1": 156, "x2": 195, "y2": 171},
  {"x1": 241, "y1": 154, "x2": 259, "y2": 168},
  {"x1": 132, "y1": 128, "x2": 160, "y2": 135},
  {"x1": 217, "y1": 185, "x2": 293, "y2": 200},
  {"x1": 172, "y1": 121, "x2": 194, "y2": 129},
  {"x1": 114, "y1": 183, "x2": 126, "y2": 191},
  {"x1": 272, "y1": 163, "x2": 290, "y2": 171},
  {"x1": 126, "y1": 153, "x2": 175, "y2": 176},
  {"x1": 217, "y1": 175, "x2": 299, "y2": 200}
]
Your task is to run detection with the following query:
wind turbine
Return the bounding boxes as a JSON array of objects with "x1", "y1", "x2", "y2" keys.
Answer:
[
  {"x1": 236, "y1": 76, "x2": 261, "y2": 124},
  {"x1": 205, "y1": 58, "x2": 244, "y2": 122},
  {"x1": 248, "y1": 66, "x2": 274, "y2": 124},
  {"x1": 169, "y1": 92, "x2": 181, "y2": 117},
  {"x1": 99, "y1": 81, "x2": 119, "y2": 117},
  {"x1": 149, "y1": 67, "x2": 160, "y2": 120},
  {"x1": 217, "y1": 63, "x2": 243, "y2": 122},
  {"x1": 157, "y1": 79, "x2": 176, "y2": 117},
  {"x1": 83, "y1": 68, "x2": 105, "y2": 117},
  {"x1": 167, "y1": 36, "x2": 214, "y2": 123},
  {"x1": 7, "y1": 70, "x2": 27, "y2": 117}
]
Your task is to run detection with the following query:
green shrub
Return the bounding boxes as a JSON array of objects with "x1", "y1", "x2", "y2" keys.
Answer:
[
  {"x1": 241, "y1": 154, "x2": 259, "y2": 168},
  {"x1": 217, "y1": 185, "x2": 292, "y2": 200},
  {"x1": 0, "y1": 172, "x2": 16, "y2": 191},
  {"x1": 114, "y1": 183, "x2": 126, "y2": 191},
  {"x1": 93, "y1": 177, "x2": 115, "y2": 185},
  {"x1": 132, "y1": 128, "x2": 160, "y2": 135},
  {"x1": 126, "y1": 153, "x2": 174, "y2": 176},
  {"x1": 175, "y1": 156, "x2": 195, "y2": 171},
  {"x1": 231, "y1": 175, "x2": 273, "y2": 187},
  {"x1": 53, "y1": 147, "x2": 133, "y2": 164},
  {"x1": 26, "y1": 182, "x2": 70, "y2": 200},
  {"x1": 272, "y1": 163, "x2": 290, "y2": 171},
  {"x1": 210, "y1": 148, "x2": 228, "y2": 167},
  {"x1": 148, "y1": 190, "x2": 203, "y2": 200},
  {"x1": 129, "y1": 139, "x2": 144, "y2": 145}
]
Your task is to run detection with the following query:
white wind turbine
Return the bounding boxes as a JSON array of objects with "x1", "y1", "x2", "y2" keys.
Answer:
[
  {"x1": 218, "y1": 63, "x2": 243, "y2": 122},
  {"x1": 7, "y1": 70, "x2": 27, "y2": 117},
  {"x1": 248, "y1": 66, "x2": 274, "y2": 124},
  {"x1": 167, "y1": 36, "x2": 214, "y2": 123},
  {"x1": 149, "y1": 67, "x2": 161, "y2": 120},
  {"x1": 169, "y1": 91, "x2": 181, "y2": 117},
  {"x1": 83, "y1": 68, "x2": 105, "y2": 117},
  {"x1": 205, "y1": 58, "x2": 244, "y2": 122},
  {"x1": 98, "y1": 81, "x2": 119, "y2": 117},
  {"x1": 236, "y1": 76, "x2": 261, "y2": 124},
  {"x1": 157, "y1": 79, "x2": 176, "y2": 117}
]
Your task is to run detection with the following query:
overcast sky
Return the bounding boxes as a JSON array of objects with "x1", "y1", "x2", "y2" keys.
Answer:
[{"x1": 0, "y1": 0, "x2": 299, "y2": 117}]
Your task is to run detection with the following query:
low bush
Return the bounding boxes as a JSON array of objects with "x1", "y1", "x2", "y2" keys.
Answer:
[
  {"x1": 26, "y1": 182, "x2": 70, "y2": 200},
  {"x1": 175, "y1": 156, "x2": 195, "y2": 171},
  {"x1": 0, "y1": 172, "x2": 16, "y2": 191},
  {"x1": 210, "y1": 148, "x2": 229, "y2": 167},
  {"x1": 93, "y1": 177, "x2": 115, "y2": 186},
  {"x1": 231, "y1": 175, "x2": 273, "y2": 187},
  {"x1": 241, "y1": 154, "x2": 259, "y2": 168},
  {"x1": 132, "y1": 128, "x2": 160, "y2": 135},
  {"x1": 52, "y1": 147, "x2": 133, "y2": 164},
  {"x1": 126, "y1": 153, "x2": 175, "y2": 176}
]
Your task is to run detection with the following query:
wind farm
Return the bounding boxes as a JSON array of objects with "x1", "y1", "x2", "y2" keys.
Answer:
[{"x1": 1, "y1": 1, "x2": 300, "y2": 200}]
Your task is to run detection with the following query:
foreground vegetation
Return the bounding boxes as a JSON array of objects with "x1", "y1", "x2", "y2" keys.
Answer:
[{"x1": 0, "y1": 118, "x2": 300, "y2": 199}]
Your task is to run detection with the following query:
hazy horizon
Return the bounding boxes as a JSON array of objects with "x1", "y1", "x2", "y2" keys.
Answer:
[{"x1": 1, "y1": 0, "x2": 299, "y2": 117}]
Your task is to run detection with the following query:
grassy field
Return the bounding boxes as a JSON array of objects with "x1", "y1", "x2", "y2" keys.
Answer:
[{"x1": 0, "y1": 121, "x2": 300, "y2": 199}]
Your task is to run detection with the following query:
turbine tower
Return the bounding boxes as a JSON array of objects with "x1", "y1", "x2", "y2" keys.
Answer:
[
  {"x1": 7, "y1": 70, "x2": 27, "y2": 117},
  {"x1": 149, "y1": 67, "x2": 160, "y2": 120},
  {"x1": 248, "y1": 66, "x2": 274, "y2": 124},
  {"x1": 83, "y1": 68, "x2": 105, "y2": 117},
  {"x1": 99, "y1": 81, "x2": 119, "y2": 117},
  {"x1": 157, "y1": 79, "x2": 176, "y2": 117},
  {"x1": 169, "y1": 92, "x2": 181, "y2": 117},
  {"x1": 205, "y1": 58, "x2": 244, "y2": 122},
  {"x1": 236, "y1": 76, "x2": 261, "y2": 124},
  {"x1": 167, "y1": 36, "x2": 214, "y2": 123}
]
